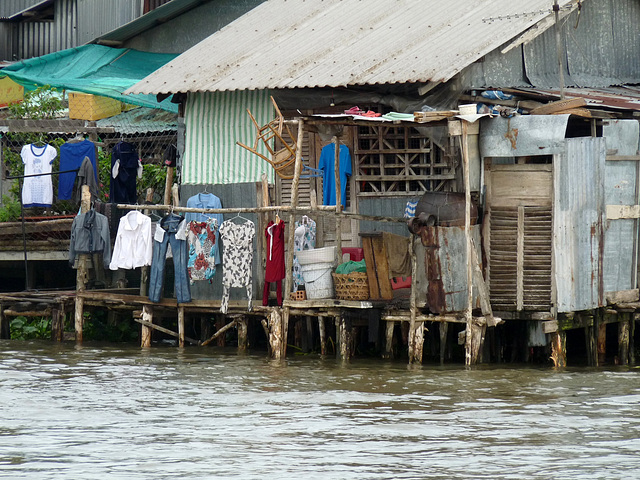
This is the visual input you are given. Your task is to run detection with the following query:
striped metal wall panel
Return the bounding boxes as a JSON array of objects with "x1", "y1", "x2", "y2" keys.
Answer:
[
  {"x1": 358, "y1": 197, "x2": 412, "y2": 237},
  {"x1": 554, "y1": 137, "x2": 606, "y2": 313},
  {"x1": 180, "y1": 182, "x2": 262, "y2": 302},
  {"x1": 76, "y1": 0, "x2": 142, "y2": 45},
  {"x1": 0, "y1": 0, "x2": 42, "y2": 18},
  {"x1": 182, "y1": 90, "x2": 274, "y2": 185},
  {"x1": 602, "y1": 120, "x2": 640, "y2": 293}
]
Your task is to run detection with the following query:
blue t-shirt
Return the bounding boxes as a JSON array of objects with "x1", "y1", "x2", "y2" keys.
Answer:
[
  {"x1": 58, "y1": 140, "x2": 98, "y2": 200},
  {"x1": 318, "y1": 143, "x2": 351, "y2": 208}
]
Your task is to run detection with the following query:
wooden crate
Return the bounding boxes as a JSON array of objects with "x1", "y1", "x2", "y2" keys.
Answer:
[{"x1": 69, "y1": 92, "x2": 122, "y2": 121}]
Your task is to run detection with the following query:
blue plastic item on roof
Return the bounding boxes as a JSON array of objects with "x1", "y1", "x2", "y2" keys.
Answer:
[{"x1": 481, "y1": 90, "x2": 513, "y2": 100}]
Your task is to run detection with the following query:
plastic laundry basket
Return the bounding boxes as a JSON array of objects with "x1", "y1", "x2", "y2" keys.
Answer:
[{"x1": 300, "y1": 262, "x2": 334, "y2": 299}]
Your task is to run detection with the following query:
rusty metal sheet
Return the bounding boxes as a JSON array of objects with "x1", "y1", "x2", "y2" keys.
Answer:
[
  {"x1": 554, "y1": 137, "x2": 606, "y2": 313},
  {"x1": 414, "y1": 225, "x2": 480, "y2": 314},
  {"x1": 479, "y1": 115, "x2": 570, "y2": 158}
]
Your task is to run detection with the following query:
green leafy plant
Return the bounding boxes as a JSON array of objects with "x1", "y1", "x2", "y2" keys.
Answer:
[
  {"x1": 8, "y1": 85, "x2": 64, "y2": 120},
  {"x1": 10, "y1": 316, "x2": 51, "y2": 340},
  {"x1": 0, "y1": 195, "x2": 21, "y2": 222}
]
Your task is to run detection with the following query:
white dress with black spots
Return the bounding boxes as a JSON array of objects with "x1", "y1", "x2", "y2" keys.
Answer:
[{"x1": 219, "y1": 219, "x2": 255, "y2": 313}]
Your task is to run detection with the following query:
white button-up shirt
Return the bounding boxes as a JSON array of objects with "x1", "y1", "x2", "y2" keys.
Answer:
[{"x1": 109, "y1": 211, "x2": 152, "y2": 270}]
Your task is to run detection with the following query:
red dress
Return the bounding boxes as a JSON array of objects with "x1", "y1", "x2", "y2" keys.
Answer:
[{"x1": 264, "y1": 220, "x2": 285, "y2": 282}]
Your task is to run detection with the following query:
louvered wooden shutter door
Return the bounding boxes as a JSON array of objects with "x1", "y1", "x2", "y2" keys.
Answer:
[{"x1": 486, "y1": 164, "x2": 553, "y2": 312}]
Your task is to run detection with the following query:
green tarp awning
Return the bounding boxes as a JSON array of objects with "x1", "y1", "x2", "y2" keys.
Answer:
[{"x1": 0, "y1": 44, "x2": 178, "y2": 112}]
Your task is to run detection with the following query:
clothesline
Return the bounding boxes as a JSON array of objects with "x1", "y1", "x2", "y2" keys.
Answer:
[{"x1": 115, "y1": 203, "x2": 407, "y2": 224}]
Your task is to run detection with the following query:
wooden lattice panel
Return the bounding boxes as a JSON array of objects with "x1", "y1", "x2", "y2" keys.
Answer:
[{"x1": 354, "y1": 125, "x2": 454, "y2": 196}]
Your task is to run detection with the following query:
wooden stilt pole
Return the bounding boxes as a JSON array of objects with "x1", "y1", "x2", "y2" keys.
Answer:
[
  {"x1": 282, "y1": 118, "x2": 305, "y2": 359},
  {"x1": 267, "y1": 309, "x2": 283, "y2": 359},
  {"x1": 139, "y1": 188, "x2": 154, "y2": 297},
  {"x1": 550, "y1": 330, "x2": 567, "y2": 367},
  {"x1": 597, "y1": 319, "x2": 606, "y2": 366},
  {"x1": 237, "y1": 316, "x2": 248, "y2": 352},
  {"x1": 631, "y1": 314, "x2": 636, "y2": 366},
  {"x1": 461, "y1": 121, "x2": 474, "y2": 366},
  {"x1": 618, "y1": 316, "x2": 630, "y2": 365},
  {"x1": 408, "y1": 235, "x2": 424, "y2": 364},
  {"x1": 75, "y1": 185, "x2": 91, "y2": 344},
  {"x1": 383, "y1": 321, "x2": 394, "y2": 359},
  {"x1": 51, "y1": 304, "x2": 65, "y2": 342},
  {"x1": 439, "y1": 322, "x2": 448, "y2": 365},
  {"x1": 0, "y1": 303, "x2": 7, "y2": 339},
  {"x1": 177, "y1": 305, "x2": 185, "y2": 347},
  {"x1": 337, "y1": 314, "x2": 351, "y2": 360},
  {"x1": 140, "y1": 304, "x2": 153, "y2": 347},
  {"x1": 318, "y1": 315, "x2": 327, "y2": 355}
]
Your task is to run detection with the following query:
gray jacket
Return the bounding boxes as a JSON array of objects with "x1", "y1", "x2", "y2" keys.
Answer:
[{"x1": 69, "y1": 209, "x2": 111, "y2": 268}]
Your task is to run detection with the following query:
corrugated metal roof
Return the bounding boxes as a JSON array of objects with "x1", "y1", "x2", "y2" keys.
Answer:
[
  {"x1": 128, "y1": 0, "x2": 576, "y2": 95},
  {"x1": 0, "y1": 0, "x2": 45, "y2": 19},
  {"x1": 95, "y1": 107, "x2": 178, "y2": 134},
  {"x1": 515, "y1": 87, "x2": 640, "y2": 111},
  {"x1": 90, "y1": 0, "x2": 209, "y2": 46}
]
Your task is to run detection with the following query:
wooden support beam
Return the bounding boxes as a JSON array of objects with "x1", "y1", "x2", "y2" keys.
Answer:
[
  {"x1": 201, "y1": 319, "x2": 238, "y2": 346},
  {"x1": 133, "y1": 317, "x2": 199, "y2": 345},
  {"x1": 598, "y1": 322, "x2": 607, "y2": 366},
  {"x1": 383, "y1": 321, "x2": 394, "y2": 359}
]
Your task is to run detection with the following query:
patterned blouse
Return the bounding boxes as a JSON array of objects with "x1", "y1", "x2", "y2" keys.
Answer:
[{"x1": 187, "y1": 218, "x2": 218, "y2": 283}]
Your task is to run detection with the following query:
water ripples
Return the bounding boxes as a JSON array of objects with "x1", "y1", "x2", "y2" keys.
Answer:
[{"x1": 1, "y1": 341, "x2": 639, "y2": 479}]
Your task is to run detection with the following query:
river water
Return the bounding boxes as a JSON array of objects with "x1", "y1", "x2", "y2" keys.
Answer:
[{"x1": 1, "y1": 341, "x2": 639, "y2": 479}]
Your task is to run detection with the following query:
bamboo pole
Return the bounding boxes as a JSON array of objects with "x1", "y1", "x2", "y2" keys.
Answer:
[
  {"x1": 178, "y1": 305, "x2": 185, "y2": 347},
  {"x1": 237, "y1": 316, "x2": 248, "y2": 352},
  {"x1": 462, "y1": 121, "x2": 474, "y2": 366},
  {"x1": 282, "y1": 118, "x2": 305, "y2": 358},
  {"x1": 74, "y1": 185, "x2": 91, "y2": 344},
  {"x1": 334, "y1": 136, "x2": 342, "y2": 263},
  {"x1": 114, "y1": 203, "x2": 406, "y2": 224}
]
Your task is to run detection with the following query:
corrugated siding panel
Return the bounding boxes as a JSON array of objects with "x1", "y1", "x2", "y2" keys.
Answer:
[
  {"x1": 602, "y1": 120, "x2": 640, "y2": 293},
  {"x1": 358, "y1": 197, "x2": 411, "y2": 237},
  {"x1": 77, "y1": 0, "x2": 141, "y2": 45},
  {"x1": 0, "y1": 0, "x2": 43, "y2": 18},
  {"x1": 554, "y1": 137, "x2": 606, "y2": 313},
  {"x1": 54, "y1": 0, "x2": 76, "y2": 51},
  {"x1": 181, "y1": 183, "x2": 261, "y2": 302},
  {"x1": 525, "y1": 0, "x2": 640, "y2": 88},
  {"x1": 183, "y1": 90, "x2": 274, "y2": 185},
  {"x1": 414, "y1": 226, "x2": 481, "y2": 313}
]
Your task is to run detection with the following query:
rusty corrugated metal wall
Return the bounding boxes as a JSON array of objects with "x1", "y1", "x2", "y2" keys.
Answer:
[
  {"x1": 5, "y1": 0, "x2": 143, "y2": 61},
  {"x1": 554, "y1": 137, "x2": 606, "y2": 313},
  {"x1": 602, "y1": 120, "x2": 640, "y2": 293}
]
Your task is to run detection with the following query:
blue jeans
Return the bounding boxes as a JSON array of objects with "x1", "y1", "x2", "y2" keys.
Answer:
[{"x1": 149, "y1": 215, "x2": 191, "y2": 304}]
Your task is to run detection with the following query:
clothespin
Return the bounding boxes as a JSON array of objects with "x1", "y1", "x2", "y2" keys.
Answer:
[{"x1": 275, "y1": 212, "x2": 280, "y2": 224}]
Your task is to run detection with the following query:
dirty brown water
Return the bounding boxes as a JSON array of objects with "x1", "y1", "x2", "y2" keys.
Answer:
[{"x1": 1, "y1": 341, "x2": 639, "y2": 479}]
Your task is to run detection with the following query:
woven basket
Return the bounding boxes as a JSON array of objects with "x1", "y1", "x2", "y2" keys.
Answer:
[{"x1": 332, "y1": 272, "x2": 369, "y2": 301}]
